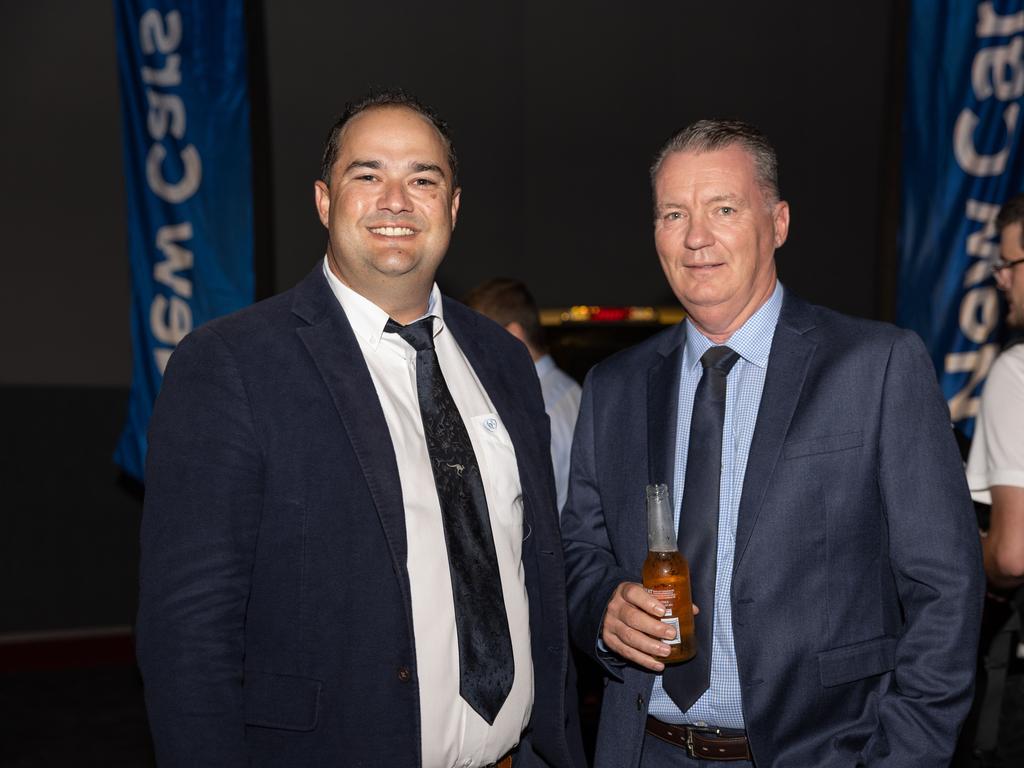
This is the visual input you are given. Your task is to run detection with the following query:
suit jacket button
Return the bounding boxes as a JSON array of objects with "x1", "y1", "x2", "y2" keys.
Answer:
[
  {"x1": 636, "y1": 693, "x2": 644, "y2": 711},
  {"x1": 398, "y1": 666, "x2": 412, "y2": 683}
]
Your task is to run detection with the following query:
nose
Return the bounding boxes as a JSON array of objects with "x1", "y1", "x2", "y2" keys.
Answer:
[
  {"x1": 684, "y1": 215, "x2": 714, "y2": 251},
  {"x1": 378, "y1": 179, "x2": 412, "y2": 214}
]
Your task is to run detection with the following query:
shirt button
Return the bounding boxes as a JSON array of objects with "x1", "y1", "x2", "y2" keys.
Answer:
[{"x1": 397, "y1": 666, "x2": 411, "y2": 682}]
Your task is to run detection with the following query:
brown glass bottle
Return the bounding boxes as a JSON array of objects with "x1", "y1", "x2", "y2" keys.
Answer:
[{"x1": 642, "y1": 483, "x2": 696, "y2": 663}]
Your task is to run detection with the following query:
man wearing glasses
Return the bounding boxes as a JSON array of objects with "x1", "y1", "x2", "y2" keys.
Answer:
[
  {"x1": 966, "y1": 192, "x2": 1024, "y2": 765},
  {"x1": 969, "y1": 193, "x2": 1024, "y2": 590}
]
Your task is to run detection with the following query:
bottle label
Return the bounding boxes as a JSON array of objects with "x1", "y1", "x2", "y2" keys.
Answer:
[
  {"x1": 646, "y1": 586, "x2": 681, "y2": 644},
  {"x1": 647, "y1": 586, "x2": 676, "y2": 613},
  {"x1": 660, "y1": 616, "x2": 681, "y2": 645}
]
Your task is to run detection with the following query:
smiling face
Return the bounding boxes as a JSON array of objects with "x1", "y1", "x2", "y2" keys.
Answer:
[
  {"x1": 314, "y1": 105, "x2": 460, "y2": 321},
  {"x1": 653, "y1": 145, "x2": 789, "y2": 342}
]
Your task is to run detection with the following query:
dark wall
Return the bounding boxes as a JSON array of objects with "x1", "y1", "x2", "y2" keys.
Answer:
[
  {"x1": 1, "y1": 3, "x2": 130, "y2": 388},
  {"x1": 265, "y1": 1, "x2": 897, "y2": 315},
  {"x1": 0, "y1": 1, "x2": 899, "y2": 633},
  {"x1": 0, "y1": 387, "x2": 142, "y2": 634},
  {"x1": 2, "y1": 0, "x2": 898, "y2": 390}
]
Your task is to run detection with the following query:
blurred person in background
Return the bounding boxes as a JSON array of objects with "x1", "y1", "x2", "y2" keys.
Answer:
[
  {"x1": 965, "y1": 192, "x2": 1024, "y2": 767},
  {"x1": 465, "y1": 278, "x2": 582, "y2": 514}
]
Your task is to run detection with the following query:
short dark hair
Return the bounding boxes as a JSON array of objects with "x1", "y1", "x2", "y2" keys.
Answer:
[
  {"x1": 463, "y1": 278, "x2": 546, "y2": 351},
  {"x1": 319, "y1": 89, "x2": 459, "y2": 188},
  {"x1": 650, "y1": 119, "x2": 780, "y2": 205},
  {"x1": 997, "y1": 192, "x2": 1024, "y2": 245}
]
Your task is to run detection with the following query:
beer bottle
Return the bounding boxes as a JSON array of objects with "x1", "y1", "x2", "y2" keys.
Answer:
[{"x1": 642, "y1": 483, "x2": 696, "y2": 663}]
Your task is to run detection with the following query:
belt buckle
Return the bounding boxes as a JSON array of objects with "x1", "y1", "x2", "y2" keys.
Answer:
[{"x1": 685, "y1": 725, "x2": 723, "y2": 760}]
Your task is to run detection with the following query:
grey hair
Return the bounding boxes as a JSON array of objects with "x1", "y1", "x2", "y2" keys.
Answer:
[{"x1": 650, "y1": 119, "x2": 780, "y2": 205}]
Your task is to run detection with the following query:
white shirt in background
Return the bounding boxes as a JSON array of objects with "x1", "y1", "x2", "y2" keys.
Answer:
[
  {"x1": 967, "y1": 344, "x2": 1024, "y2": 505},
  {"x1": 534, "y1": 354, "x2": 582, "y2": 514}
]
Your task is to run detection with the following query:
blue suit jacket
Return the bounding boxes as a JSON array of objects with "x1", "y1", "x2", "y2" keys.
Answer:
[
  {"x1": 137, "y1": 266, "x2": 574, "y2": 768},
  {"x1": 562, "y1": 291, "x2": 984, "y2": 767}
]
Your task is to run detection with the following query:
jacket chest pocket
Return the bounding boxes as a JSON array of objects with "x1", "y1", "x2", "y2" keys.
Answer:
[
  {"x1": 817, "y1": 635, "x2": 896, "y2": 687},
  {"x1": 784, "y1": 430, "x2": 863, "y2": 460}
]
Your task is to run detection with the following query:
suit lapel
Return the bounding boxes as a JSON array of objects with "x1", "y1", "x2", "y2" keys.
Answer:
[
  {"x1": 291, "y1": 269, "x2": 409, "y2": 571},
  {"x1": 733, "y1": 295, "x2": 817, "y2": 570}
]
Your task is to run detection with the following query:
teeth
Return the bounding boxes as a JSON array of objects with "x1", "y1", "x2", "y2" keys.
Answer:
[{"x1": 370, "y1": 226, "x2": 415, "y2": 236}]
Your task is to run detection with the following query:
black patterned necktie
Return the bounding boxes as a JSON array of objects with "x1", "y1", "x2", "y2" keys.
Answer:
[
  {"x1": 385, "y1": 316, "x2": 514, "y2": 725},
  {"x1": 663, "y1": 345, "x2": 740, "y2": 712}
]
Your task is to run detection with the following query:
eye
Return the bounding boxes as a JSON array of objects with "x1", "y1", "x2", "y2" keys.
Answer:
[
  {"x1": 719, "y1": 206, "x2": 735, "y2": 215},
  {"x1": 412, "y1": 177, "x2": 437, "y2": 187},
  {"x1": 355, "y1": 174, "x2": 377, "y2": 182},
  {"x1": 664, "y1": 211, "x2": 683, "y2": 221}
]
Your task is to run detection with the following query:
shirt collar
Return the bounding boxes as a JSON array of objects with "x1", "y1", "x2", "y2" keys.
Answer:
[
  {"x1": 321, "y1": 256, "x2": 445, "y2": 349},
  {"x1": 534, "y1": 353, "x2": 555, "y2": 377},
  {"x1": 683, "y1": 281, "x2": 784, "y2": 371}
]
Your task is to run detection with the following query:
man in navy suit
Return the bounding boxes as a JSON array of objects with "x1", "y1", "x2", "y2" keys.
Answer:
[
  {"x1": 137, "y1": 91, "x2": 575, "y2": 768},
  {"x1": 561, "y1": 119, "x2": 984, "y2": 766}
]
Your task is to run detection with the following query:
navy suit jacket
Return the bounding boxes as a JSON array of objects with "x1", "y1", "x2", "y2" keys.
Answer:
[
  {"x1": 561, "y1": 291, "x2": 984, "y2": 767},
  {"x1": 137, "y1": 266, "x2": 574, "y2": 768}
]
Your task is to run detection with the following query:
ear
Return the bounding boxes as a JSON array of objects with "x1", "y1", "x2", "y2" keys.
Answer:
[
  {"x1": 504, "y1": 321, "x2": 528, "y2": 346},
  {"x1": 450, "y1": 187, "x2": 461, "y2": 230},
  {"x1": 314, "y1": 180, "x2": 331, "y2": 228},
  {"x1": 772, "y1": 200, "x2": 790, "y2": 248}
]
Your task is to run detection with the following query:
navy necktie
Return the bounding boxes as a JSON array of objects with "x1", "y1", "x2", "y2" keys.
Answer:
[
  {"x1": 663, "y1": 345, "x2": 740, "y2": 712},
  {"x1": 385, "y1": 317, "x2": 513, "y2": 724}
]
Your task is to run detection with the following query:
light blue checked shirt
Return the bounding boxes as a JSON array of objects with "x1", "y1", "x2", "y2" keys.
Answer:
[{"x1": 648, "y1": 281, "x2": 784, "y2": 728}]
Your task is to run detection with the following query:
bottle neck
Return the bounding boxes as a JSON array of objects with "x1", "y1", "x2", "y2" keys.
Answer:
[
  {"x1": 647, "y1": 495, "x2": 676, "y2": 552},
  {"x1": 648, "y1": 539, "x2": 678, "y2": 553}
]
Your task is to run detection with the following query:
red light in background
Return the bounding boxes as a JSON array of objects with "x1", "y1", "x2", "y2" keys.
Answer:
[{"x1": 590, "y1": 307, "x2": 630, "y2": 322}]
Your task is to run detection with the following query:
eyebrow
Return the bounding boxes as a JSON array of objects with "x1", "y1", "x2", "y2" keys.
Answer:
[
  {"x1": 705, "y1": 193, "x2": 743, "y2": 205},
  {"x1": 343, "y1": 159, "x2": 382, "y2": 174},
  {"x1": 411, "y1": 162, "x2": 444, "y2": 175},
  {"x1": 656, "y1": 193, "x2": 744, "y2": 209},
  {"x1": 342, "y1": 159, "x2": 447, "y2": 178}
]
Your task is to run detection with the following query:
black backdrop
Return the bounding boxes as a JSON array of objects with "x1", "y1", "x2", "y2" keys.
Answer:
[
  {"x1": 264, "y1": 0, "x2": 901, "y2": 314},
  {"x1": 0, "y1": 0, "x2": 903, "y2": 633}
]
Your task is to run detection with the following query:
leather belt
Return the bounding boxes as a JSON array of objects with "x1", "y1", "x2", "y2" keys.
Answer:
[
  {"x1": 485, "y1": 754, "x2": 512, "y2": 768},
  {"x1": 645, "y1": 716, "x2": 752, "y2": 761}
]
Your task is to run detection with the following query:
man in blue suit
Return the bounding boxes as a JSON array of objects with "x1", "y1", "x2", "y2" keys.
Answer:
[
  {"x1": 137, "y1": 91, "x2": 575, "y2": 768},
  {"x1": 561, "y1": 120, "x2": 984, "y2": 766}
]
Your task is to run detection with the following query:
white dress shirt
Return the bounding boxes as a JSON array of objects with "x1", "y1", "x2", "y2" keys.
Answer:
[
  {"x1": 967, "y1": 343, "x2": 1024, "y2": 504},
  {"x1": 323, "y1": 259, "x2": 533, "y2": 768}
]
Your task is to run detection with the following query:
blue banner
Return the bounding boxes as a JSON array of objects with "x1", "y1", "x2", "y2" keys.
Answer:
[
  {"x1": 114, "y1": 0, "x2": 254, "y2": 480},
  {"x1": 899, "y1": 0, "x2": 1024, "y2": 436}
]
